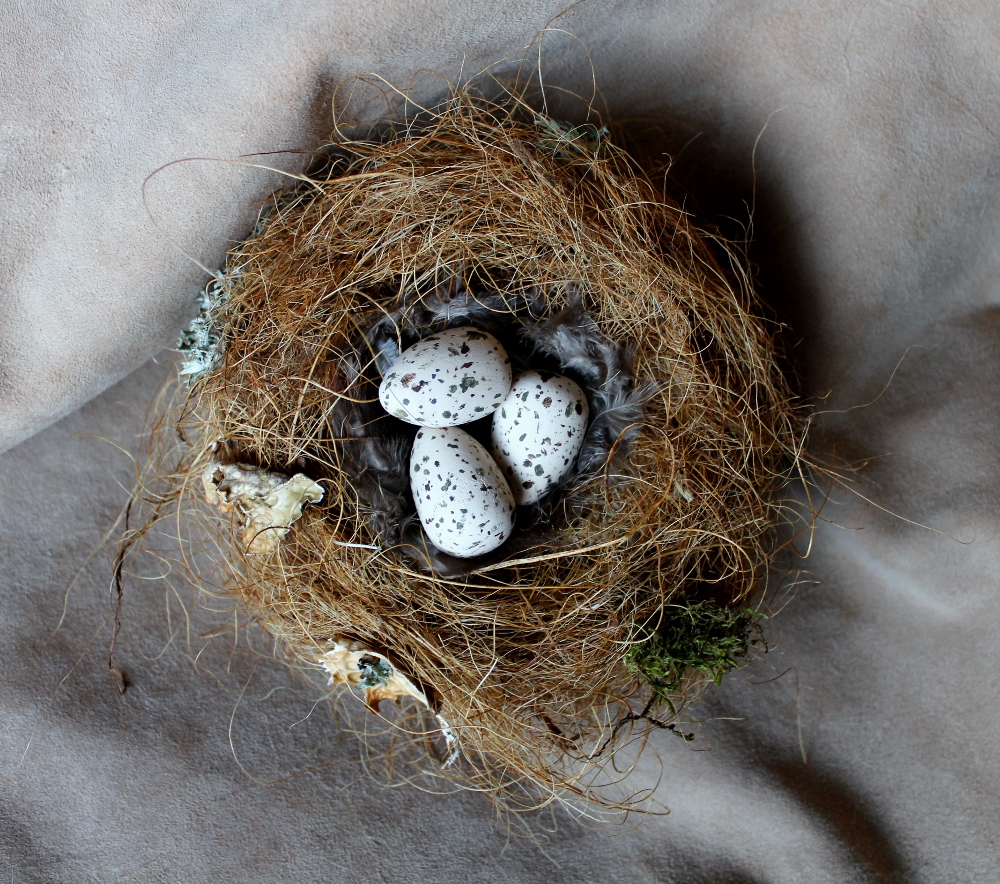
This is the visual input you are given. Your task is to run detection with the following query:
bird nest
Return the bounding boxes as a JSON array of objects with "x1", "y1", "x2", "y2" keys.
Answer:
[{"x1": 130, "y1": 84, "x2": 807, "y2": 815}]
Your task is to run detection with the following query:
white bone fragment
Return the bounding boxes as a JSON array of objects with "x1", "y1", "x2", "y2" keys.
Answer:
[
  {"x1": 318, "y1": 639, "x2": 429, "y2": 710},
  {"x1": 201, "y1": 461, "x2": 323, "y2": 553},
  {"x1": 317, "y1": 639, "x2": 459, "y2": 767}
]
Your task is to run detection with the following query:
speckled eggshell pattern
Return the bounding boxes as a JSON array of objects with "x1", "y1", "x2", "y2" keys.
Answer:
[
  {"x1": 490, "y1": 371, "x2": 589, "y2": 505},
  {"x1": 379, "y1": 326, "x2": 512, "y2": 427},
  {"x1": 410, "y1": 426, "x2": 516, "y2": 558}
]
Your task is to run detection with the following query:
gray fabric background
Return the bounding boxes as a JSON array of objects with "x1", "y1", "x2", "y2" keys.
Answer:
[{"x1": 2, "y1": 1, "x2": 999, "y2": 880}]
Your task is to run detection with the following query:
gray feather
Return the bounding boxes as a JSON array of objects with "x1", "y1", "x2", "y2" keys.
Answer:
[{"x1": 523, "y1": 297, "x2": 651, "y2": 478}]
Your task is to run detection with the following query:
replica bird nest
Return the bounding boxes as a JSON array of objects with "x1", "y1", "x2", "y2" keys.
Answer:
[{"x1": 133, "y1": 84, "x2": 806, "y2": 814}]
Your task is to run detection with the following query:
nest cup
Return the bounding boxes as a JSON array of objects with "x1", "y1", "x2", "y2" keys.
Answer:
[{"x1": 158, "y1": 85, "x2": 805, "y2": 812}]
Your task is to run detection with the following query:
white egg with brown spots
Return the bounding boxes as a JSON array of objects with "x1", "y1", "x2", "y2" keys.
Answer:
[
  {"x1": 410, "y1": 426, "x2": 516, "y2": 558},
  {"x1": 379, "y1": 326, "x2": 512, "y2": 427},
  {"x1": 491, "y1": 371, "x2": 589, "y2": 505}
]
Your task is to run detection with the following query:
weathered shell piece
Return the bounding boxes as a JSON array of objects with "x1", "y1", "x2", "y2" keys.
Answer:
[
  {"x1": 410, "y1": 426, "x2": 516, "y2": 558},
  {"x1": 202, "y1": 461, "x2": 323, "y2": 553},
  {"x1": 379, "y1": 326, "x2": 512, "y2": 426},
  {"x1": 317, "y1": 639, "x2": 459, "y2": 766},
  {"x1": 491, "y1": 371, "x2": 589, "y2": 504},
  {"x1": 318, "y1": 639, "x2": 429, "y2": 710}
]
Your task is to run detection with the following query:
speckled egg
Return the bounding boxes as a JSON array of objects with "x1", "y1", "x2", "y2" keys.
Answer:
[
  {"x1": 379, "y1": 327, "x2": 512, "y2": 427},
  {"x1": 490, "y1": 371, "x2": 590, "y2": 505},
  {"x1": 410, "y1": 426, "x2": 516, "y2": 558}
]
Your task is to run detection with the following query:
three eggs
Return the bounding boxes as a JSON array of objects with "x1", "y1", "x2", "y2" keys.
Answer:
[{"x1": 379, "y1": 326, "x2": 589, "y2": 558}]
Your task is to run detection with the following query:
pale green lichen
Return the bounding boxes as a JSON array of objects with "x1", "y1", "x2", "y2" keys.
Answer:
[
  {"x1": 532, "y1": 115, "x2": 609, "y2": 159},
  {"x1": 356, "y1": 654, "x2": 393, "y2": 689},
  {"x1": 178, "y1": 271, "x2": 234, "y2": 382}
]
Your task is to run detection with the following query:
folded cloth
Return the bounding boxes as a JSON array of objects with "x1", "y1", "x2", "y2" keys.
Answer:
[{"x1": 2, "y1": 0, "x2": 999, "y2": 879}]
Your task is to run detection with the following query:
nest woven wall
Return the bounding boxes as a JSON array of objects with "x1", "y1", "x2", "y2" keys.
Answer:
[{"x1": 132, "y1": 82, "x2": 807, "y2": 814}]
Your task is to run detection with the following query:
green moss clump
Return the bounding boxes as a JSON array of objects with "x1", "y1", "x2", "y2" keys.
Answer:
[{"x1": 624, "y1": 601, "x2": 760, "y2": 700}]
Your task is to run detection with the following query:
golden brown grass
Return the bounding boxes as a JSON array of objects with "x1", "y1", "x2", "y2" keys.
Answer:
[{"x1": 127, "y1": 79, "x2": 808, "y2": 817}]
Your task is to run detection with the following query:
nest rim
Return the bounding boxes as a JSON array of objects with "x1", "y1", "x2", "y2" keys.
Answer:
[{"x1": 144, "y1": 79, "x2": 809, "y2": 816}]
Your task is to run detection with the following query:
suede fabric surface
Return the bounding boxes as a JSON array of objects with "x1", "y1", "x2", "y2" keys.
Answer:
[{"x1": 2, "y1": 1, "x2": 999, "y2": 880}]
